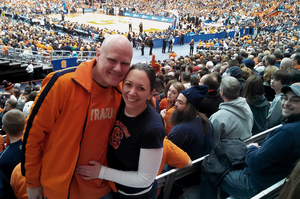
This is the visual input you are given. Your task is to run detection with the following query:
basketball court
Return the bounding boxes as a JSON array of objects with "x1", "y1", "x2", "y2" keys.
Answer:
[
  {"x1": 49, "y1": 12, "x2": 172, "y2": 33},
  {"x1": 48, "y1": 12, "x2": 190, "y2": 63}
]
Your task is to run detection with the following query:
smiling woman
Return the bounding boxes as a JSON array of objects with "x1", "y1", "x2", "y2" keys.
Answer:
[
  {"x1": 122, "y1": 66, "x2": 155, "y2": 116},
  {"x1": 77, "y1": 63, "x2": 165, "y2": 199}
]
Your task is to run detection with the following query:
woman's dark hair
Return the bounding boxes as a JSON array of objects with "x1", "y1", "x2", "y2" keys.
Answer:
[
  {"x1": 26, "y1": 91, "x2": 38, "y2": 102},
  {"x1": 290, "y1": 68, "x2": 300, "y2": 84},
  {"x1": 12, "y1": 89, "x2": 21, "y2": 99},
  {"x1": 190, "y1": 76, "x2": 200, "y2": 86},
  {"x1": 163, "y1": 75, "x2": 176, "y2": 85},
  {"x1": 128, "y1": 63, "x2": 156, "y2": 91},
  {"x1": 242, "y1": 75, "x2": 264, "y2": 105},
  {"x1": 156, "y1": 73, "x2": 164, "y2": 82},
  {"x1": 198, "y1": 66, "x2": 209, "y2": 77},
  {"x1": 174, "y1": 70, "x2": 181, "y2": 81},
  {"x1": 235, "y1": 55, "x2": 244, "y2": 64},
  {"x1": 155, "y1": 78, "x2": 164, "y2": 94},
  {"x1": 180, "y1": 64, "x2": 186, "y2": 72}
]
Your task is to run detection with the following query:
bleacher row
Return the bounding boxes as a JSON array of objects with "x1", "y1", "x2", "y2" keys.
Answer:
[
  {"x1": 3, "y1": 12, "x2": 92, "y2": 38},
  {"x1": 0, "y1": 45, "x2": 99, "y2": 83},
  {"x1": 155, "y1": 124, "x2": 285, "y2": 199},
  {"x1": 0, "y1": 45, "x2": 94, "y2": 63},
  {"x1": 0, "y1": 47, "x2": 54, "y2": 83}
]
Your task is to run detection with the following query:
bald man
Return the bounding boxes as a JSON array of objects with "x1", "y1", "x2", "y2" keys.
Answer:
[{"x1": 22, "y1": 35, "x2": 133, "y2": 199}]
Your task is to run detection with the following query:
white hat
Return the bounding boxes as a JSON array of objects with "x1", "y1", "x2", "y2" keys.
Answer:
[{"x1": 23, "y1": 101, "x2": 34, "y2": 117}]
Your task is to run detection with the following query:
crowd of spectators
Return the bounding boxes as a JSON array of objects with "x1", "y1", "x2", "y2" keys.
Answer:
[{"x1": 0, "y1": 0, "x2": 299, "y2": 55}]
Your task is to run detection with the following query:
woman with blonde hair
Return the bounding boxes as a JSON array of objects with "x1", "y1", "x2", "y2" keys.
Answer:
[{"x1": 160, "y1": 81, "x2": 185, "y2": 134}]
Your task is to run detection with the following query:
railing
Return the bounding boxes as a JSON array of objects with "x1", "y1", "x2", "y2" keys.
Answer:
[
  {"x1": 156, "y1": 124, "x2": 283, "y2": 199},
  {"x1": 0, "y1": 45, "x2": 96, "y2": 66},
  {"x1": 251, "y1": 178, "x2": 286, "y2": 199}
]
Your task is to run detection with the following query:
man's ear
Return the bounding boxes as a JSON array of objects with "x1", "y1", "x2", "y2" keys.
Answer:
[
  {"x1": 220, "y1": 89, "x2": 224, "y2": 98},
  {"x1": 96, "y1": 49, "x2": 101, "y2": 61}
]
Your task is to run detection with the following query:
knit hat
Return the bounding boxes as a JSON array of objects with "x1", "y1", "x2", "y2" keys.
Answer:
[
  {"x1": 281, "y1": 82, "x2": 300, "y2": 97},
  {"x1": 227, "y1": 66, "x2": 242, "y2": 78},
  {"x1": 3, "y1": 80, "x2": 13, "y2": 91},
  {"x1": 242, "y1": 59, "x2": 255, "y2": 69},
  {"x1": 180, "y1": 85, "x2": 208, "y2": 111}
]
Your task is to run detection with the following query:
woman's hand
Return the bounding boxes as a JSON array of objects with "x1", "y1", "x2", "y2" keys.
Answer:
[
  {"x1": 160, "y1": 109, "x2": 167, "y2": 118},
  {"x1": 76, "y1": 161, "x2": 102, "y2": 180}
]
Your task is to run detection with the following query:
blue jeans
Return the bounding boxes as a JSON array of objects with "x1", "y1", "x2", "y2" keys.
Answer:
[
  {"x1": 200, "y1": 167, "x2": 258, "y2": 199},
  {"x1": 113, "y1": 180, "x2": 158, "y2": 199},
  {"x1": 220, "y1": 167, "x2": 258, "y2": 199}
]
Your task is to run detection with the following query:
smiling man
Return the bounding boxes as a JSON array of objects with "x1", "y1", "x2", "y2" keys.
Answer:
[
  {"x1": 200, "y1": 82, "x2": 300, "y2": 199},
  {"x1": 21, "y1": 34, "x2": 133, "y2": 199}
]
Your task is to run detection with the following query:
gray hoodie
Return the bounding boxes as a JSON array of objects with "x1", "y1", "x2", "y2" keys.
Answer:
[{"x1": 209, "y1": 97, "x2": 254, "y2": 148}]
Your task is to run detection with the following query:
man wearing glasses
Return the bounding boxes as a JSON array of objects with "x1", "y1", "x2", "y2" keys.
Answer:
[{"x1": 201, "y1": 82, "x2": 300, "y2": 199}]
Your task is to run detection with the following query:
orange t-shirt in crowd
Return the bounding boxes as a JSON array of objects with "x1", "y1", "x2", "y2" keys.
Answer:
[
  {"x1": 169, "y1": 53, "x2": 177, "y2": 59},
  {"x1": 254, "y1": 57, "x2": 258, "y2": 66},
  {"x1": 69, "y1": 81, "x2": 116, "y2": 198},
  {"x1": 198, "y1": 41, "x2": 203, "y2": 48},
  {"x1": 294, "y1": 65, "x2": 300, "y2": 70},
  {"x1": 2, "y1": 46, "x2": 8, "y2": 56},
  {"x1": 157, "y1": 138, "x2": 190, "y2": 196},
  {"x1": 159, "y1": 98, "x2": 168, "y2": 111},
  {"x1": 0, "y1": 135, "x2": 4, "y2": 152},
  {"x1": 5, "y1": 133, "x2": 10, "y2": 146},
  {"x1": 152, "y1": 97, "x2": 158, "y2": 110},
  {"x1": 158, "y1": 138, "x2": 190, "y2": 175},
  {"x1": 10, "y1": 163, "x2": 28, "y2": 199},
  {"x1": 164, "y1": 107, "x2": 175, "y2": 135},
  {"x1": 47, "y1": 45, "x2": 53, "y2": 51}
]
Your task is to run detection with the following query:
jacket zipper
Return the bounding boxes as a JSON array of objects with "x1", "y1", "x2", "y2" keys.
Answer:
[{"x1": 67, "y1": 92, "x2": 91, "y2": 199}]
